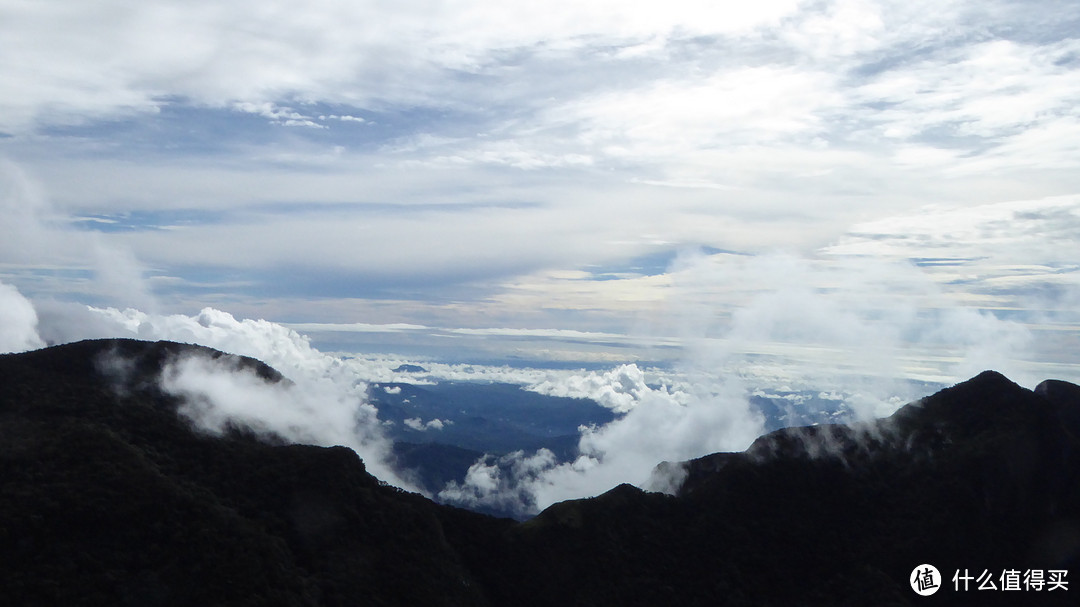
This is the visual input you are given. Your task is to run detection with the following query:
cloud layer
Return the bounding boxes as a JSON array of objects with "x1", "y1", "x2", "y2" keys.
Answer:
[{"x1": 3, "y1": 1, "x2": 1078, "y2": 319}]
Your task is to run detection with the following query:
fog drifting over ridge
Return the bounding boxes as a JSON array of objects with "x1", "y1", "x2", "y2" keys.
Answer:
[{"x1": 0, "y1": 257, "x2": 1055, "y2": 514}]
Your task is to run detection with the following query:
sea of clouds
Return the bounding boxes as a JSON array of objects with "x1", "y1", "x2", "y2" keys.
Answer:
[{"x1": 0, "y1": 248, "x2": 1042, "y2": 516}]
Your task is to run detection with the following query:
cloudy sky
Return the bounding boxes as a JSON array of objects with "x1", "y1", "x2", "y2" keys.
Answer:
[{"x1": 3, "y1": 0, "x2": 1080, "y2": 384}]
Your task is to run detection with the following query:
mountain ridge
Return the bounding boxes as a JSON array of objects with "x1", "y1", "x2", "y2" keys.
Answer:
[{"x1": 2, "y1": 338, "x2": 1078, "y2": 605}]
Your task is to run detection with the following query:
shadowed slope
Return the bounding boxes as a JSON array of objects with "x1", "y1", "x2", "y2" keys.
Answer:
[{"x1": 0, "y1": 339, "x2": 505, "y2": 606}]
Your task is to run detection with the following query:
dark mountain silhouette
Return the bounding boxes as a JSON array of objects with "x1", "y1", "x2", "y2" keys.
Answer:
[
  {"x1": 391, "y1": 363, "x2": 426, "y2": 373},
  {"x1": 391, "y1": 440, "x2": 485, "y2": 494},
  {"x1": 1, "y1": 339, "x2": 1078, "y2": 605}
]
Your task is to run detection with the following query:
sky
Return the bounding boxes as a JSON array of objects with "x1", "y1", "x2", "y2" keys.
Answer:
[{"x1": 2, "y1": 1, "x2": 1080, "y2": 381}]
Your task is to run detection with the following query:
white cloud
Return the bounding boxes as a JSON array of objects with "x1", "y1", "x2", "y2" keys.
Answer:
[
  {"x1": 438, "y1": 449, "x2": 559, "y2": 516},
  {"x1": 0, "y1": 280, "x2": 44, "y2": 353},
  {"x1": 233, "y1": 101, "x2": 325, "y2": 128},
  {"x1": 561, "y1": 66, "x2": 843, "y2": 157},
  {"x1": 77, "y1": 306, "x2": 357, "y2": 386},
  {"x1": 526, "y1": 364, "x2": 655, "y2": 413},
  {"x1": 0, "y1": 1, "x2": 804, "y2": 134},
  {"x1": 159, "y1": 350, "x2": 413, "y2": 489},
  {"x1": 319, "y1": 114, "x2": 366, "y2": 123},
  {"x1": 438, "y1": 247, "x2": 1050, "y2": 515},
  {"x1": 855, "y1": 38, "x2": 1080, "y2": 151},
  {"x1": 539, "y1": 371, "x2": 764, "y2": 505},
  {"x1": 164, "y1": 352, "x2": 360, "y2": 439},
  {"x1": 0, "y1": 160, "x2": 71, "y2": 265},
  {"x1": 448, "y1": 326, "x2": 629, "y2": 341},
  {"x1": 103, "y1": 203, "x2": 614, "y2": 281},
  {"x1": 823, "y1": 194, "x2": 1080, "y2": 308},
  {"x1": 287, "y1": 322, "x2": 433, "y2": 334},
  {"x1": 665, "y1": 252, "x2": 1039, "y2": 387},
  {"x1": 403, "y1": 417, "x2": 449, "y2": 431},
  {"x1": 0, "y1": 160, "x2": 157, "y2": 309},
  {"x1": 782, "y1": 0, "x2": 887, "y2": 58},
  {"x1": 438, "y1": 360, "x2": 767, "y2": 514},
  {"x1": 36, "y1": 304, "x2": 421, "y2": 487},
  {"x1": 4, "y1": 1, "x2": 1079, "y2": 323}
]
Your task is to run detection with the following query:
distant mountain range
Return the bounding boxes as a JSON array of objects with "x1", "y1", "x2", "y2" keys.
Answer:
[{"x1": 1, "y1": 338, "x2": 1077, "y2": 605}]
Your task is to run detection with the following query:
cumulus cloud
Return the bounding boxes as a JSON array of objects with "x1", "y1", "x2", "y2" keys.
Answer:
[
  {"x1": 403, "y1": 417, "x2": 449, "y2": 431},
  {"x1": 33, "y1": 300, "x2": 138, "y2": 346},
  {"x1": 438, "y1": 362, "x2": 765, "y2": 514},
  {"x1": 31, "y1": 304, "x2": 414, "y2": 488},
  {"x1": 542, "y1": 373, "x2": 763, "y2": 504},
  {"x1": 527, "y1": 364, "x2": 659, "y2": 414},
  {"x1": 0, "y1": 280, "x2": 44, "y2": 353},
  {"x1": 439, "y1": 449, "x2": 558, "y2": 517},
  {"x1": 80, "y1": 306, "x2": 351, "y2": 385}
]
